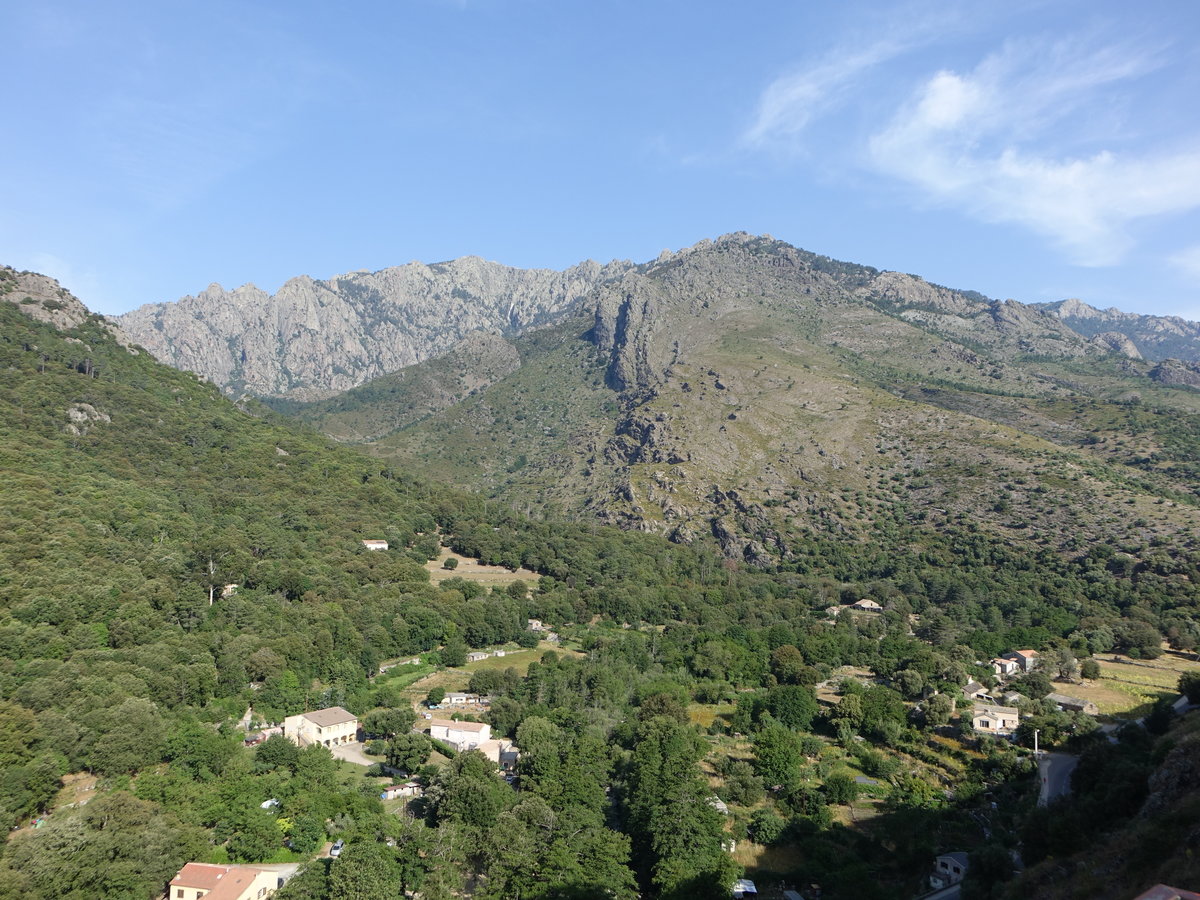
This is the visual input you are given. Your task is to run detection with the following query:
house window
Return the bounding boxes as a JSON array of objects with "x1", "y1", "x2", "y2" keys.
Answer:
[{"x1": 176, "y1": 891, "x2": 184, "y2": 899}]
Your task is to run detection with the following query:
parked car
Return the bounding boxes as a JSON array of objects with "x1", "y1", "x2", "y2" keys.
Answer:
[{"x1": 330, "y1": 839, "x2": 345, "y2": 858}]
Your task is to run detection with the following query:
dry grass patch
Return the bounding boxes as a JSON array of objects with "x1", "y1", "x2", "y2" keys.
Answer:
[
  {"x1": 425, "y1": 548, "x2": 540, "y2": 587},
  {"x1": 732, "y1": 840, "x2": 806, "y2": 874},
  {"x1": 1066, "y1": 653, "x2": 1200, "y2": 718}
]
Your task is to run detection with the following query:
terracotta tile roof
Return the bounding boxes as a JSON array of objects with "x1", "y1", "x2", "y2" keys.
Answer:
[
  {"x1": 302, "y1": 706, "x2": 357, "y2": 727},
  {"x1": 169, "y1": 863, "x2": 266, "y2": 900},
  {"x1": 172, "y1": 863, "x2": 230, "y2": 890}
]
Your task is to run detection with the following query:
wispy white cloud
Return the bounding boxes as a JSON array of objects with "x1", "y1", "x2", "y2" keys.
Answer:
[
  {"x1": 867, "y1": 36, "x2": 1200, "y2": 265},
  {"x1": 743, "y1": 40, "x2": 909, "y2": 148},
  {"x1": 744, "y1": 19, "x2": 1200, "y2": 269},
  {"x1": 742, "y1": 4, "x2": 976, "y2": 150}
]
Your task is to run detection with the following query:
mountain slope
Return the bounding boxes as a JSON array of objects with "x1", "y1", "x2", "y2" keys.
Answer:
[
  {"x1": 115, "y1": 256, "x2": 631, "y2": 401},
  {"x1": 288, "y1": 235, "x2": 1200, "y2": 571}
]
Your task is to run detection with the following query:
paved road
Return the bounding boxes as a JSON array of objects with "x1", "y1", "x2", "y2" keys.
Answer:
[{"x1": 1038, "y1": 752, "x2": 1078, "y2": 806}]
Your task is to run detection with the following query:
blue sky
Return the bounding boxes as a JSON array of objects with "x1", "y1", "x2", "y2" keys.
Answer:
[{"x1": 3, "y1": 0, "x2": 1199, "y2": 318}]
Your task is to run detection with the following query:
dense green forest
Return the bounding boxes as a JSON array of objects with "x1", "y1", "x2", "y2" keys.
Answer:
[{"x1": 1, "y1": 284, "x2": 1198, "y2": 899}]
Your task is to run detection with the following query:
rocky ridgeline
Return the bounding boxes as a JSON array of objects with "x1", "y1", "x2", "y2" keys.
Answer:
[
  {"x1": 116, "y1": 256, "x2": 631, "y2": 400},
  {"x1": 114, "y1": 234, "x2": 1200, "y2": 403},
  {"x1": 1039, "y1": 297, "x2": 1200, "y2": 362},
  {"x1": 2, "y1": 265, "x2": 97, "y2": 331}
]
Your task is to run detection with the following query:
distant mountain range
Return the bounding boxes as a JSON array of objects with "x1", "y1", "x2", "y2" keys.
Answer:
[
  {"x1": 1036, "y1": 297, "x2": 1200, "y2": 363},
  {"x1": 115, "y1": 256, "x2": 631, "y2": 401},
  {"x1": 114, "y1": 238, "x2": 1200, "y2": 405}
]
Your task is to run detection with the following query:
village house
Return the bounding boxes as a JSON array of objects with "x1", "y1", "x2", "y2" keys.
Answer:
[
  {"x1": 1045, "y1": 692, "x2": 1100, "y2": 716},
  {"x1": 467, "y1": 651, "x2": 490, "y2": 663},
  {"x1": 1003, "y1": 649, "x2": 1039, "y2": 673},
  {"x1": 972, "y1": 703, "x2": 1020, "y2": 736},
  {"x1": 527, "y1": 618, "x2": 545, "y2": 631},
  {"x1": 429, "y1": 718, "x2": 491, "y2": 751},
  {"x1": 444, "y1": 692, "x2": 484, "y2": 707},
  {"x1": 361, "y1": 539, "x2": 388, "y2": 551},
  {"x1": 991, "y1": 657, "x2": 1020, "y2": 678},
  {"x1": 282, "y1": 707, "x2": 358, "y2": 748},
  {"x1": 963, "y1": 681, "x2": 991, "y2": 701},
  {"x1": 477, "y1": 737, "x2": 519, "y2": 770},
  {"x1": 492, "y1": 649, "x2": 507, "y2": 658},
  {"x1": 851, "y1": 598, "x2": 883, "y2": 612},
  {"x1": 168, "y1": 862, "x2": 284, "y2": 900},
  {"x1": 929, "y1": 852, "x2": 969, "y2": 889}
]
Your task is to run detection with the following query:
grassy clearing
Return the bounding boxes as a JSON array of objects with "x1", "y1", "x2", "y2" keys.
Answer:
[
  {"x1": 733, "y1": 840, "x2": 807, "y2": 874},
  {"x1": 424, "y1": 548, "x2": 541, "y2": 586},
  {"x1": 399, "y1": 642, "x2": 582, "y2": 709},
  {"x1": 688, "y1": 702, "x2": 735, "y2": 729},
  {"x1": 1064, "y1": 652, "x2": 1199, "y2": 718}
]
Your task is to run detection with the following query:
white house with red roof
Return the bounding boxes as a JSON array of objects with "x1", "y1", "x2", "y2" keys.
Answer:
[{"x1": 168, "y1": 862, "x2": 282, "y2": 900}]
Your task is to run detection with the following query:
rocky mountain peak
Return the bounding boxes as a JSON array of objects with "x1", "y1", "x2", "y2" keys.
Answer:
[{"x1": 1, "y1": 265, "x2": 94, "y2": 330}]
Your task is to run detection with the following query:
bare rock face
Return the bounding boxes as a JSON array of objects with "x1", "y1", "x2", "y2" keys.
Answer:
[
  {"x1": 65, "y1": 403, "x2": 111, "y2": 436},
  {"x1": 2, "y1": 266, "x2": 94, "y2": 330},
  {"x1": 116, "y1": 256, "x2": 630, "y2": 400},
  {"x1": 1090, "y1": 331, "x2": 1143, "y2": 359},
  {"x1": 1, "y1": 265, "x2": 133, "y2": 349},
  {"x1": 1149, "y1": 358, "x2": 1200, "y2": 389},
  {"x1": 1040, "y1": 298, "x2": 1200, "y2": 362}
]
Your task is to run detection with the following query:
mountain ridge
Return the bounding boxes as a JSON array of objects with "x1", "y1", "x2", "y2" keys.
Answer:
[
  {"x1": 114, "y1": 235, "x2": 1200, "y2": 406},
  {"x1": 115, "y1": 255, "x2": 632, "y2": 400}
]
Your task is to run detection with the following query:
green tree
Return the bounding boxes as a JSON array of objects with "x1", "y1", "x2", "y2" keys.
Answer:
[
  {"x1": 227, "y1": 808, "x2": 283, "y2": 862},
  {"x1": 822, "y1": 772, "x2": 859, "y2": 806},
  {"x1": 386, "y1": 733, "x2": 432, "y2": 773},
  {"x1": 1179, "y1": 671, "x2": 1200, "y2": 704},
  {"x1": 765, "y1": 684, "x2": 818, "y2": 730},
  {"x1": 363, "y1": 707, "x2": 416, "y2": 739},
  {"x1": 328, "y1": 842, "x2": 401, "y2": 900},
  {"x1": 256, "y1": 734, "x2": 301, "y2": 772},
  {"x1": 752, "y1": 724, "x2": 802, "y2": 786},
  {"x1": 924, "y1": 693, "x2": 954, "y2": 727},
  {"x1": 769, "y1": 645, "x2": 807, "y2": 684},
  {"x1": 626, "y1": 718, "x2": 734, "y2": 899},
  {"x1": 427, "y1": 751, "x2": 512, "y2": 828}
]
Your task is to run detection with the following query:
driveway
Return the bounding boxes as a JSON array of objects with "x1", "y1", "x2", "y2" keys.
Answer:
[{"x1": 330, "y1": 741, "x2": 376, "y2": 767}]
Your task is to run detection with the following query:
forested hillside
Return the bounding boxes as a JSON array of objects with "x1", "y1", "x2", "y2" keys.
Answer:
[{"x1": 1, "y1": 268, "x2": 1198, "y2": 899}]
